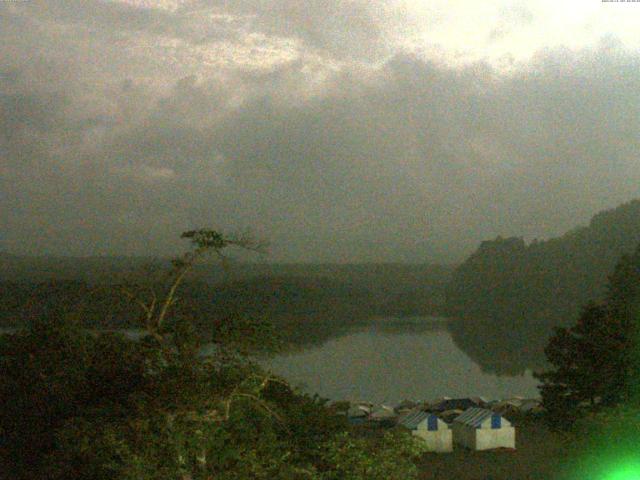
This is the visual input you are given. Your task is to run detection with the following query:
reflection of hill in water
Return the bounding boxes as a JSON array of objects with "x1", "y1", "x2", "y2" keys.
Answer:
[
  {"x1": 268, "y1": 314, "x2": 361, "y2": 354},
  {"x1": 265, "y1": 321, "x2": 540, "y2": 403},
  {"x1": 276, "y1": 314, "x2": 549, "y2": 379},
  {"x1": 368, "y1": 317, "x2": 450, "y2": 335},
  {"x1": 273, "y1": 315, "x2": 452, "y2": 353},
  {"x1": 447, "y1": 316, "x2": 549, "y2": 376}
]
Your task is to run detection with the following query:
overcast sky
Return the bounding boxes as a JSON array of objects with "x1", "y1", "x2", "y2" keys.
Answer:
[{"x1": 2, "y1": 0, "x2": 640, "y2": 262}]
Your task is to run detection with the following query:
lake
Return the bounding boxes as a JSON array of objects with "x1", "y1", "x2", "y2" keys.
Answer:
[
  {"x1": 264, "y1": 317, "x2": 540, "y2": 404},
  {"x1": 1, "y1": 317, "x2": 540, "y2": 404}
]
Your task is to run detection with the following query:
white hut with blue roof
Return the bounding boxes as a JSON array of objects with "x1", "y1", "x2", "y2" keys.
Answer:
[
  {"x1": 452, "y1": 407, "x2": 515, "y2": 450},
  {"x1": 398, "y1": 410, "x2": 452, "y2": 452}
]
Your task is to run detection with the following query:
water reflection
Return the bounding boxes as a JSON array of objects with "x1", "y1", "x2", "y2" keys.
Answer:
[
  {"x1": 264, "y1": 317, "x2": 539, "y2": 404},
  {"x1": 447, "y1": 316, "x2": 550, "y2": 376},
  {"x1": 1, "y1": 318, "x2": 543, "y2": 403}
]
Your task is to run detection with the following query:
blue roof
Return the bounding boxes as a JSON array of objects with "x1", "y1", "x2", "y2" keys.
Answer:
[
  {"x1": 453, "y1": 408, "x2": 502, "y2": 428},
  {"x1": 432, "y1": 398, "x2": 480, "y2": 412},
  {"x1": 399, "y1": 411, "x2": 442, "y2": 430},
  {"x1": 399, "y1": 410, "x2": 429, "y2": 429}
]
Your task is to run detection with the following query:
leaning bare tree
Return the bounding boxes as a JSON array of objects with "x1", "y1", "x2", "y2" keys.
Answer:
[
  {"x1": 115, "y1": 229, "x2": 267, "y2": 343},
  {"x1": 115, "y1": 229, "x2": 285, "y2": 424}
]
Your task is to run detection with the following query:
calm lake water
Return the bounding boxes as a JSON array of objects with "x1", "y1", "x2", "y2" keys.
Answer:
[
  {"x1": 264, "y1": 318, "x2": 540, "y2": 404},
  {"x1": 1, "y1": 317, "x2": 540, "y2": 404}
]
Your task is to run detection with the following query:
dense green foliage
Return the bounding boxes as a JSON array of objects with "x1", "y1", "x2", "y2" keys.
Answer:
[
  {"x1": 446, "y1": 199, "x2": 640, "y2": 374},
  {"x1": 0, "y1": 316, "x2": 382, "y2": 479},
  {"x1": 0, "y1": 231, "x2": 426, "y2": 479},
  {"x1": 535, "y1": 303, "x2": 627, "y2": 428},
  {"x1": 536, "y1": 242, "x2": 640, "y2": 428}
]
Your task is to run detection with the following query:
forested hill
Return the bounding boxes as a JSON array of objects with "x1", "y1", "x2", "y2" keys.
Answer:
[
  {"x1": 0, "y1": 261, "x2": 453, "y2": 350},
  {"x1": 445, "y1": 199, "x2": 640, "y2": 374}
]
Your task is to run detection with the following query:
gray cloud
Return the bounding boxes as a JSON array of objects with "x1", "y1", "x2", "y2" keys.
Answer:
[
  {"x1": 1, "y1": 2, "x2": 640, "y2": 262},
  {"x1": 187, "y1": 0, "x2": 387, "y2": 59}
]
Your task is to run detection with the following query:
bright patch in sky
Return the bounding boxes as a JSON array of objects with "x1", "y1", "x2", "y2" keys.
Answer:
[
  {"x1": 391, "y1": 0, "x2": 640, "y2": 67},
  {"x1": 114, "y1": 0, "x2": 188, "y2": 11},
  {"x1": 110, "y1": 0, "x2": 640, "y2": 71}
]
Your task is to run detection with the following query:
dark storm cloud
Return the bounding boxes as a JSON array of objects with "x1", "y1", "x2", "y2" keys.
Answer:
[{"x1": 1, "y1": 2, "x2": 640, "y2": 262}]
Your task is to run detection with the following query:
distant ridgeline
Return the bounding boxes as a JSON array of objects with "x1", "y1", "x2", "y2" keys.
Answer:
[
  {"x1": 0, "y1": 261, "x2": 453, "y2": 351},
  {"x1": 445, "y1": 199, "x2": 640, "y2": 376}
]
